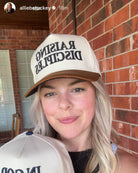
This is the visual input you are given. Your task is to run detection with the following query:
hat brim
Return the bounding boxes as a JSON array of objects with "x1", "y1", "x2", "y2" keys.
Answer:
[{"x1": 24, "y1": 70, "x2": 100, "y2": 97}]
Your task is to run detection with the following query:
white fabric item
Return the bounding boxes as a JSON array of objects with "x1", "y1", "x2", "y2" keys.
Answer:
[{"x1": 0, "y1": 131, "x2": 74, "y2": 173}]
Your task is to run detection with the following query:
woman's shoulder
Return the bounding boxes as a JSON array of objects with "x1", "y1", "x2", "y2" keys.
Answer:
[{"x1": 116, "y1": 149, "x2": 138, "y2": 173}]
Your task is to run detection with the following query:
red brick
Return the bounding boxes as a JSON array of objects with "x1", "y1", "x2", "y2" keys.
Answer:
[
  {"x1": 130, "y1": 65, "x2": 138, "y2": 80},
  {"x1": 133, "y1": 33, "x2": 138, "y2": 49},
  {"x1": 49, "y1": 12, "x2": 56, "y2": 25},
  {"x1": 68, "y1": 0, "x2": 73, "y2": 12},
  {"x1": 85, "y1": 0, "x2": 103, "y2": 18},
  {"x1": 0, "y1": 30, "x2": 3, "y2": 37},
  {"x1": 92, "y1": 6, "x2": 109, "y2": 26},
  {"x1": 115, "y1": 110, "x2": 138, "y2": 124},
  {"x1": 47, "y1": 0, "x2": 55, "y2": 7},
  {"x1": 81, "y1": 32, "x2": 87, "y2": 38},
  {"x1": 93, "y1": 31, "x2": 113, "y2": 50},
  {"x1": 111, "y1": 96, "x2": 131, "y2": 109},
  {"x1": 56, "y1": 15, "x2": 62, "y2": 28},
  {"x1": 94, "y1": 48, "x2": 105, "y2": 60},
  {"x1": 113, "y1": 82, "x2": 137, "y2": 95},
  {"x1": 61, "y1": 7, "x2": 69, "y2": 20},
  {"x1": 55, "y1": 0, "x2": 62, "y2": 9},
  {"x1": 111, "y1": 0, "x2": 132, "y2": 13},
  {"x1": 113, "y1": 50, "x2": 138, "y2": 69},
  {"x1": 76, "y1": 12, "x2": 85, "y2": 26},
  {"x1": 50, "y1": 23, "x2": 56, "y2": 32},
  {"x1": 104, "y1": 0, "x2": 110, "y2": 4},
  {"x1": 62, "y1": 20, "x2": 67, "y2": 31},
  {"x1": 87, "y1": 22, "x2": 104, "y2": 41},
  {"x1": 11, "y1": 30, "x2": 26, "y2": 37},
  {"x1": 0, "y1": 39, "x2": 9, "y2": 43},
  {"x1": 57, "y1": 23, "x2": 63, "y2": 33},
  {"x1": 119, "y1": 136, "x2": 138, "y2": 153},
  {"x1": 113, "y1": 17, "x2": 138, "y2": 41},
  {"x1": 77, "y1": 18, "x2": 91, "y2": 35},
  {"x1": 105, "y1": 5, "x2": 129, "y2": 31},
  {"x1": 131, "y1": 97, "x2": 138, "y2": 110},
  {"x1": 1, "y1": 30, "x2": 8, "y2": 37},
  {"x1": 106, "y1": 68, "x2": 129, "y2": 83},
  {"x1": 131, "y1": 0, "x2": 138, "y2": 17},
  {"x1": 105, "y1": 83, "x2": 113, "y2": 95},
  {"x1": 106, "y1": 38, "x2": 130, "y2": 57},
  {"x1": 76, "y1": 0, "x2": 90, "y2": 15},
  {"x1": 62, "y1": 22, "x2": 73, "y2": 34},
  {"x1": 100, "y1": 58, "x2": 112, "y2": 72},
  {"x1": 112, "y1": 121, "x2": 130, "y2": 136},
  {"x1": 132, "y1": 126, "x2": 138, "y2": 139},
  {"x1": 105, "y1": 2, "x2": 112, "y2": 16},
  {"x1": 56, "y1": 6, "x2": 62, "y2": 18}
]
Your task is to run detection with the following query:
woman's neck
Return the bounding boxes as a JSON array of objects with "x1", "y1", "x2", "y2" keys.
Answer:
[{"x1": 58, "y1": 132, "x2": 92, "y2": 152}]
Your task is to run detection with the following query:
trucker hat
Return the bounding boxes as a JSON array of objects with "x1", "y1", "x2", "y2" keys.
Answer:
[
  {"x1": 25, "y1": 34, "x2": 101, "y2": 97},
  {"x1": 0, "y1": 131, "x2": 74, "y2": 173}
]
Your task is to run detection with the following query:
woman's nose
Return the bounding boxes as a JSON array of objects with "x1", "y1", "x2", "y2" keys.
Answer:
[{"x1": 58, "y1": 94, "x2": 72, "y2": 110}]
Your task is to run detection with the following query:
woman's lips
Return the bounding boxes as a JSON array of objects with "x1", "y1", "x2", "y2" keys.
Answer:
[{"x1": 58, "y1": 116, "x2": 79, "y2": 124}]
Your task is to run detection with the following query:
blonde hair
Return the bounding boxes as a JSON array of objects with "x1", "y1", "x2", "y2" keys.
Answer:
[
  {"x1": 87, "y1": 79, "x2": 117, "y2": 173},
  {"x1": 30, "y1": 78, "x2": 117, "y2": 173}
]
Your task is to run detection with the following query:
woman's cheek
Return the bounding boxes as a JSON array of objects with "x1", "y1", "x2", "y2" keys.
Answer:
[
  {"x1": 41, "y1": 99, "x2": 57, "y2": 115},
  {"x1": 75, "y1": 97, "x2": 92, "y2": 108}
]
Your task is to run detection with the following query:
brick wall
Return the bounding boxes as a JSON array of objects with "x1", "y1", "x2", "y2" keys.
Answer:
[
  {"x1": 47, "y1": 0, "x2": 138, "y2": 155},
  {"x1": 0, "y1": 28, "x2": 49, "y2": 141}
]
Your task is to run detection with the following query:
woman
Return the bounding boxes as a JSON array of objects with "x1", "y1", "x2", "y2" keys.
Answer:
[
  {"x1": 5, "y1": 2, "x2": 15, "y2": 14},
  {"x1": 25, "y1": 34, "x2": 138, "y2": 173}
]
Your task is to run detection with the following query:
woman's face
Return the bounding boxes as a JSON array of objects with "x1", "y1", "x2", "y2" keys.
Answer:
[
  {"x1": 7, "y1": 3, "x2": 12, "y2": 10},
  {"x1": 40, "y1": 78, "x2": 95, "y2": 142}
]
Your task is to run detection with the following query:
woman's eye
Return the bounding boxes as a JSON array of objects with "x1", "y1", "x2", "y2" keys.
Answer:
[
  {"x1": 44, "y1": 92, "x2": 55, "y2": 97},
  {"x1": 73, "y1": 88, "x2": 84, "y2": 93}
]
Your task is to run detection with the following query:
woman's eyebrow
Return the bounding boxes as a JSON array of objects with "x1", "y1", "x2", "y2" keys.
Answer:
[
  {"x1": 41, "y1": 79, "x2": 85, "y2": 89},
  {"x1": 41, "y1": 85, "x2": 55, "y2": 89},
  {"x1": 69, "y1": 79, "x2": 85, "y2": 86}
]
